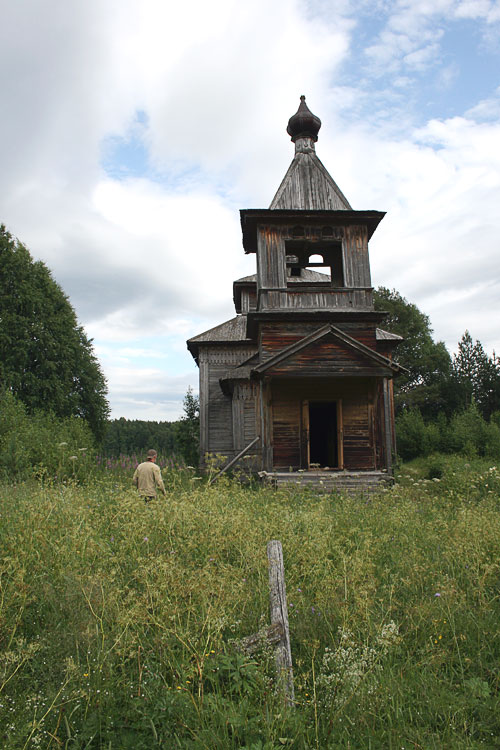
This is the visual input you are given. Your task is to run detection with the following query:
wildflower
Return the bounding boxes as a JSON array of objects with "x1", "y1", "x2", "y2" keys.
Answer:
[
  {"x1": 143, "y1": 537, "x2": 148, "y2": 542},
  {"x1": 434, "y1": 592, "x2": 441, "y2": 597}
]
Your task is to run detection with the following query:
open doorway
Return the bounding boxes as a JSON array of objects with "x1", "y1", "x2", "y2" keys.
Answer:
[{"x1": 309, "y1": 401, "x2": 340, "y2": 468}]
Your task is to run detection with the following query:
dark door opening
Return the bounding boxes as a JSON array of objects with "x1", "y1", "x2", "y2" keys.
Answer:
[{"x1": 309, "y1": 401, "x2": 338, "y2": 468}]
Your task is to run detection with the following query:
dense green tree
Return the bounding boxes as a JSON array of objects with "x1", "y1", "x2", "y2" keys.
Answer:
[
  {"x1": 452, "y1": 331, "x2": 500, "y2": 419},
  {"x1": 0, "y1": 225, "x2": 109, "y2": 440},
  {"x1": 176, "y1": 387, "x2": 200, "y2": 467},
  {"x1": 374, "y1": 287, "x2": 456, "y2": 418}
]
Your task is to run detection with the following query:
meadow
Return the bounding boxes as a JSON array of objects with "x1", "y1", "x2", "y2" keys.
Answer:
[{"x1": 1, "y1": 457, "x2": 500, "y2": 749}]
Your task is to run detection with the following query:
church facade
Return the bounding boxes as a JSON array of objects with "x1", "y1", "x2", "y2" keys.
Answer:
[{"x1": 187, "y1": 97, "x2": 402, "y2": 484}]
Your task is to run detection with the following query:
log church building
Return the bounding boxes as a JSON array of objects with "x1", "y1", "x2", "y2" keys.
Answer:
[{"x1": 187, "y1": 97, "x2": 403, "y2": 490}]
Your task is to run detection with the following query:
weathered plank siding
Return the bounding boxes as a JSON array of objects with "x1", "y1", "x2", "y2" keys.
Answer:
[
  {"x1": 342, "y1": 399, "x2": 374, "y2": 469},
  {"x1": 260, "y1": 321, "x2": 378, "y2": 359},
  {"x1": 343, "y1": 225, "x2": 371, "y2": 288},
  {"x1": 272, "y1": 391, "x2": 301, "y2": 469},
  {"x1": 257, "y1": 227, "x2": 286, "y2": 291},
  {"x1": 259, "y1": 288, "x2": 373, "y2": 311},
  {"x1": 198, "y1": 346, "x2": 257, "y2": 461},
  {"x1": 267, "y1": 336, "x2": 383, "y2": 377}
]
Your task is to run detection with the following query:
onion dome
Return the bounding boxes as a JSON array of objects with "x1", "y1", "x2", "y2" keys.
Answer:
[{"x1": 286, "y1": 95, "x2": 321, "y2": 143}]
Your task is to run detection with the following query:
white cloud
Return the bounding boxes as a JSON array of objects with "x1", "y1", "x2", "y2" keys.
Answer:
[
  {"x1": 466, "y1": 86, "x2": 500, "y2": 119},
  {"x1": 363, "y1": 0, "x2": 500, "y2": 77},
  {"x1": 1, "y1": 0, "x2": 500, "y2": 421},
  {"x1": 325, "y1": 112, "x2": 500, "y2": 354}
]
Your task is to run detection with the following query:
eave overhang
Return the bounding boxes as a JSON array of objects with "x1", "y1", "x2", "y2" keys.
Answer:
[
  {"x1": 240, "y1": 209, "x2": 385, "y2": 253},
  {"x1": 245, "y1": 309, "x2": 388, "y2": 339}
]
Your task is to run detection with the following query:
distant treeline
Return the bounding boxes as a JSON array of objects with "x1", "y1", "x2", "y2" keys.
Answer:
[
  {"x1": 103, "y1": 418, "x2": 180, "y2": 456},
  {"x1": 103, "y1": 390, "x2": 200, "y2": 465}
]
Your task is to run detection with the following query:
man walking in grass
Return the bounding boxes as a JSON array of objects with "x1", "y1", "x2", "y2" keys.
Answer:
[{"x1": 133, "y1": 449, "x2": 166, "y2": 501}]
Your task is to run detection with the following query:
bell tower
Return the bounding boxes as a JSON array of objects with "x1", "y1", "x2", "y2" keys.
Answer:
[
  {"x1": 188, "y1": 97, "x2": 403, "y2": 487},
  {"x1": 241, "y1": 96, "x2": 383, "y2": 320}
]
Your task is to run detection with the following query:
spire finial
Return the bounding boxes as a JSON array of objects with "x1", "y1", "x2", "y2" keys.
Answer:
[{"x1": 286, "y1": 95, "x2": 321, "y2": 143}]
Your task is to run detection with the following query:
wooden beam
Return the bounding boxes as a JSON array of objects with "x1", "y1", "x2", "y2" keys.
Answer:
[
  {"x1": 383, "y1": 377, "x2": 393, "y2": 475},
  {"x1": 208, "y1": 436, "x2": 260, "y2": 486},
  {"x1": 267, "y1": 540, "x2": 294, "y2": 706}
]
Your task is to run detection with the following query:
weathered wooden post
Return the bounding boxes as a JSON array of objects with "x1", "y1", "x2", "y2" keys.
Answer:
[{"x1": 267, "y1": 540, "x2": 295, "y2": 705}]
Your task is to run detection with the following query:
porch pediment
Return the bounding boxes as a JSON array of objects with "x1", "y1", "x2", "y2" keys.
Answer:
[{"x1": 252, "y1": 324, "x2": 402, "y2": 378}]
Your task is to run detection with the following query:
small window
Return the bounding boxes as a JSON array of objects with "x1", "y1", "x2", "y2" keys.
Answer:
[{"x1": 307, "y1": 254, "x2": 324, "y2": 266}]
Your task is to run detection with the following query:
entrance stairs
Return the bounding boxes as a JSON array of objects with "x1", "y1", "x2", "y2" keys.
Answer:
[{"x1": 259, "y1": 470, "x2": 392, "y2": 494}]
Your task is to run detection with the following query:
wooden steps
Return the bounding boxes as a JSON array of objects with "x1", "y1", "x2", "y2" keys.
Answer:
[{"x1": 259, "y1": 470, "x2": 392, "y2": 494}]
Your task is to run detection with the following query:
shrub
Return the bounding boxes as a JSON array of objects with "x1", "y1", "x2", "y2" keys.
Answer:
[
  {"x1": 396, "y1": 408, "x2": 431, "y2": 460},
  {"x1": 0, "y1": 389, "x2": 95, "y2": 481},
  {"x1": 448, "y1": 403, "x2": 497, "y2": 457}
]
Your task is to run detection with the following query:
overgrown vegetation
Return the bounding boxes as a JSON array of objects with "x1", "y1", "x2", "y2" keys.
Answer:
[
  {"x1": 396, "y1": 403, "x2": 500, "y2": 461},
  {"x1": 0, "y1": 390, "x2": 96, "y2": 482},
  {"x1": 373, "y1": 288, "x2": 500, "y2": 463},
  {"x1": 1, "y1": 458, "x2": 500, "y2": 748}
]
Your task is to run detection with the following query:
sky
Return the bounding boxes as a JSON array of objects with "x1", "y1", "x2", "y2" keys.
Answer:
[{"x1": 1, "y1": 0, "x2": 499, "y2": 421}]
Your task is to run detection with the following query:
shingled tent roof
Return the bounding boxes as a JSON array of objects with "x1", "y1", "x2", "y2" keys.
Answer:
[
  {"x1": 234, "y1": 269, "x2": 332, "y2": 284},
  {"x1": 186, "y1": 315, "x2": 253, "y2": 363},
  {"x1": 269, "y1": 96, "x2": 352, "y2": 211}
]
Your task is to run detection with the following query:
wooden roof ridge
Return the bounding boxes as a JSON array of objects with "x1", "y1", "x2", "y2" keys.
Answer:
[
  {"x1": 269, "y1": 150, "x2": 352, "y2": 211},
  {"x1": 252, "y1": 323, "x2": 404, "y2": 376}
]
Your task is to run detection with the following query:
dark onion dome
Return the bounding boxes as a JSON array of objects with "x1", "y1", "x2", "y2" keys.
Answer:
[{"x1": 286, "y1": 95, "x2": 322, "y2": 142}]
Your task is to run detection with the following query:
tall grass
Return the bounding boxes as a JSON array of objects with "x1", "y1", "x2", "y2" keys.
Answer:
[{"x1": 1, "y1": 458, "x2": 500, "y2": 748}]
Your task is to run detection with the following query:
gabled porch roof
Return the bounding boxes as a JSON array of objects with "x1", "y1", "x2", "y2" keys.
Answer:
[{"x1": 252, "y1": 323, "x2": 404, "y2": 378}]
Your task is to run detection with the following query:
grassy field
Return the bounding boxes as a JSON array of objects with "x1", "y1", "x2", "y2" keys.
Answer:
[{"x1": 1, "y1": 457, "x2": 500, "y2": 748}]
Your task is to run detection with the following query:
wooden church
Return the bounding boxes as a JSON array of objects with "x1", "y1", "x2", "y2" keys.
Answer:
[{"x1": 187, "y1": 97, "x2": 403, "y2": 489}]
